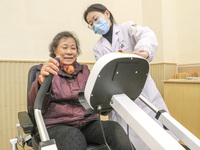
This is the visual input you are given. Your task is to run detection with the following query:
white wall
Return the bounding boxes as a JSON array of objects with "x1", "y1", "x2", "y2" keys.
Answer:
[{"x1": 0, "y1": 0, "x2": 142, "y2": 62}]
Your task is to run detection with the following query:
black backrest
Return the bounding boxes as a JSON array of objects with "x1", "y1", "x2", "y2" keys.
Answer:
[
  {"x1": 27, "y1": 65, "x2": 39, "y2": 134},
  {"x1": 27, "y1": 65, "x2": 39, "y2": 95}
]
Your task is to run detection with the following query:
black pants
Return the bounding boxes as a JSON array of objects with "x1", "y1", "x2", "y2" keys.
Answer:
[{"x1": 47, "y1": 120, "x2": 134, "y2": 150}]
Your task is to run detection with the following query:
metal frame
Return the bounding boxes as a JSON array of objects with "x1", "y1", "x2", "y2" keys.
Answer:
[{"x1": 111, "y1": 94, "x2": 185, "y2": 150}]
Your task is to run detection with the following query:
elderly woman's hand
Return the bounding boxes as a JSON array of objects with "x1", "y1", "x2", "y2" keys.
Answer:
[{"x1": 40, "y1": 57, "x2": 60, "y2": 83}]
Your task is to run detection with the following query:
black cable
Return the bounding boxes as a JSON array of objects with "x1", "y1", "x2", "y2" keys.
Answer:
[
  {"x1": 127, "y1": 124, "x2": 136, "y2": 150},
  {"x1": 98, "y1": 109, "x2": 111, "y2": 150}
]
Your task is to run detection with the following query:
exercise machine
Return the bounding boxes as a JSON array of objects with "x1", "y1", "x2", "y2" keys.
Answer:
[{"x1": 80, "y1": 53, "x2": 200, "y2": 150}]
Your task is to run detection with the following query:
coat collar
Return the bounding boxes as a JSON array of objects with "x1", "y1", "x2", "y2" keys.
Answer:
[
  {"x1": 58, "y1": 61, "x2": 83, "y2": 78},
  {"x1": 100, "y1": 23, "x2": 120, "y2": 50},
  {"x1": 112, "y1": 23, "x2": 120, "y2": 49}
]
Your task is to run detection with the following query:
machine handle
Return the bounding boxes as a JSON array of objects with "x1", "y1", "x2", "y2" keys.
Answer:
[{"x1": 34, "y1": 57, "x2": 60, "y2": 110}]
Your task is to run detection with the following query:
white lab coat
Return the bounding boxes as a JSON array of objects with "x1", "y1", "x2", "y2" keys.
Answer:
[{"x1": 93, "y1": 21, "x2": 176, "y2": 150}]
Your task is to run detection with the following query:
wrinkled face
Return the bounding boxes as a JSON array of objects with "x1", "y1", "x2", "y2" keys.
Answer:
[{"x1": 55, "y1": 37, "x2": 77, "y2": 65}]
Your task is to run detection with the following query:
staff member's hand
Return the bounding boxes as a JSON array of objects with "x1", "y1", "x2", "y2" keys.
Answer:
[
  {"x1": 132, "y1": 50, "x2": 149, "y2": 59},
  {"x1": 40, "y1": 57, "x2": 60, "y2": 83}
]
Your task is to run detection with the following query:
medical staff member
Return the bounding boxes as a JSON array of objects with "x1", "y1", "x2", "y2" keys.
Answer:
[{"x1": 83, "y1": 3, "x2": 174, "y2": 150}]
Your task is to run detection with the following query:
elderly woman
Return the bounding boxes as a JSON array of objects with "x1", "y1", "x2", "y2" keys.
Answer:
[{"x1": 28, "y1": 31, "x2": 133, "y2": 150}]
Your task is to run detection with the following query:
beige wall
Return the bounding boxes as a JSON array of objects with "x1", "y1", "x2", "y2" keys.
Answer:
[
  {"x1": 1, "y1": 1, "x2": 200, "y2": 64},
  {"x1": 142, "y1": 0, "x2": 164, "y2": 62},
  {"x1": 2, "y1": 0, "x2": 199, "y2": 64},
  {"x1": 142, "y1": 0, "x2": 200, "y2": 64},
  {"x1": 176, "y1": 0, "x2": 200, "y2": 64},
  {"x1": 0, "y1": 0, "x2": 142, "y2": 62}
]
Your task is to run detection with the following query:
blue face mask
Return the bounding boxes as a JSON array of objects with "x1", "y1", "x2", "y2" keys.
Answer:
[{"x1": 92, "y1": 17, "x2": 110, "y2": 35}]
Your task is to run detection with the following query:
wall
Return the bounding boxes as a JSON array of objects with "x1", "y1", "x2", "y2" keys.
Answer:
[
  {"x1": 176, "y1": 0, "x2": 200, "y2": 64},
  {"x1": 142, "y1": 0, "x2": 164, "y2": 62},
  {"x1": 150, "y1": 63, "x2": 177, "y2": 97},
  {"x1": 1, "y1": 0, "x2": 200, "y2": 64},
  {"x1": 0, "y1": 0, "x2": 142, "y2": 63},
  {"x1": 142, "y1": 0, "x2": 200, "y2": 64},
  {"x1": 0, "y1": 61, "x2": 41, "y2": 150},
  {"x1": 142, "y1": 0, "x2": 179, "y2": 63}
]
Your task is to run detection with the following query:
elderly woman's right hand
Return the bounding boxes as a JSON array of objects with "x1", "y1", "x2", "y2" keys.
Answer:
[{"x1": 40, "y1": 57, "x2": 60, "y2": 83}]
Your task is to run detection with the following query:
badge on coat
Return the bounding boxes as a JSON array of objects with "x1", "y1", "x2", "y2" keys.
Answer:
[
  {"x1": 119, "y1": 40, "x2": 126, "y2": 50},
  {"x1": 131, "y1": 24, "x2": 137, "y2": 29}
]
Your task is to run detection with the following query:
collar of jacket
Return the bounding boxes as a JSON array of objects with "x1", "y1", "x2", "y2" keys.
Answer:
[
  {"x1": 58, "y1": 61, "x2": 83, "y2": 78},
  {"x1": 101, "y1": 23, "x2": 120, "y2": 50}
]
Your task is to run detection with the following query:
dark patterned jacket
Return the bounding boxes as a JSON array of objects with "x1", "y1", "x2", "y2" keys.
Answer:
[{"x1": 28, "y1": 62, "x2": 98, "y2": 129}]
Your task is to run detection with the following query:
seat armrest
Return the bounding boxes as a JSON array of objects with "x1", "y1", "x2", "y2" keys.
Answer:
[{"x1": 18, "y1": 111, "x2": 34, "y2": 134}]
